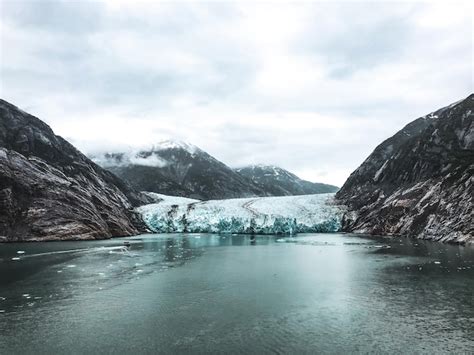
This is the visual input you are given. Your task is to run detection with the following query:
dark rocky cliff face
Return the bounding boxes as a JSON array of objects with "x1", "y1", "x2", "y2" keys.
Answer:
[
  {"x1": 0, "y1": 99, "x2": 152, "y2": 242},
  {"x1": 235, "y1": 165, "x2": 339, "y2": 196},
  {"x1": 336, "y1": 94, "x2": 473, "y2": 244}
]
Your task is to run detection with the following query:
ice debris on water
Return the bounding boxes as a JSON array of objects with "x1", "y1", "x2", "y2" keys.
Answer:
[{"x1": 137, "y1": 193, "x2": 343, "y2": 235}]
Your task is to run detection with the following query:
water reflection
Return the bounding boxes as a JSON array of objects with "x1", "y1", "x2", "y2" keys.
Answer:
[{"x1": 0, "y1": 233, "x2": 473, "y2": 354}]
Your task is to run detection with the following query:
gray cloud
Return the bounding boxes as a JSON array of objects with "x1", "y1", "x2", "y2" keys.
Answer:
[
  {"x1": 297, "y1": 3, "x2": 415, "y2": 78},
  {"x1": 2, "y1": 0, "x2": 105, "y2": 33},
  {"x1": 1, "y1": 1, "x2": 472, "y2": 186}
]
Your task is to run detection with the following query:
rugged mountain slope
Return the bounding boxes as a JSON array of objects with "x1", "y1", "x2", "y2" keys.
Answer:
[
  {"x1": 93, "y1": 141, "x2": 267, "y2": 200},
  {"x1": 235, "y1": 165, "x2": 338, "y2": 196},
  {"x1": 0, "y1": 99, "x2": 152, "y2": 242},
  {"x1": 336, "y1": 94, "x2": 474, "y2": 244}
]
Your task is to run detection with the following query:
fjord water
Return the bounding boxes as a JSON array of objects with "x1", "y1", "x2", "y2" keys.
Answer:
[{"x1": 0, "y1": 234, "x2": 473, "y2": 354}]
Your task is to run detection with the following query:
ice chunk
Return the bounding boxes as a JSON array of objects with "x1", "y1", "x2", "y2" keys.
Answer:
[{"x1": 137, "y1": 193, "x2": 343, "y2": 235}]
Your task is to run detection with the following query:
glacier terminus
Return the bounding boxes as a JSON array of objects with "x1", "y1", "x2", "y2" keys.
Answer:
[{"x1": 138, "y1": 193, "x2": 344, "y2": 235}]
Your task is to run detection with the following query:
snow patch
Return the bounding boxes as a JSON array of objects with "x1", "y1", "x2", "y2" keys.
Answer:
[
  {"x1": 144, "y1": 192, "x2": 199, "y2": 205},
  {"x1": 374, "y1": 160, "x2": 389, "y2": 182},
  {"x1": 152, "y1": 140, "x2": 199, "y2": 154}
]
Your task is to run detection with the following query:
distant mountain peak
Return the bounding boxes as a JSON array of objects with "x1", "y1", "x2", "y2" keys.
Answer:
[
  {"x1": 151, "y1": 140, "x2": 200, "y2": 154},
  {"x1": 237, "y1": 164, "x2": 283, "y2": 171},
  {"x1": 93, "y1": 140, "x2": 267, "y2": 200},
  {"x1": 248, "y1": 164, "x2": 279, "y2": 169},
  {"x1": 236, "y1": 165, "x2": 339, "y2": 196}
]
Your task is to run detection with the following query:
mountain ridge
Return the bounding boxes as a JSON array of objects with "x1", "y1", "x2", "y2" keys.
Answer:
[
  {"x1": 0, "y1": 99, "x2": 152, "y2": 241},
  {"x1": 93, "y1": 143, "x2": 339, "y2": 200},
  {"x1": 235, "y1": 164, "x2": 339, "y2": 196},
  {"x1": 93, "y1": 142, "x2": 268, "y2": 200},
  {"x1": 336, "y1": 94, "x2": 474, "y2": 244}
]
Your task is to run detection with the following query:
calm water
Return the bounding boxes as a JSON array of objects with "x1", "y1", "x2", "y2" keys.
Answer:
[{"x1": 0, "y1": 233, "x2": 473, "y2": 354}]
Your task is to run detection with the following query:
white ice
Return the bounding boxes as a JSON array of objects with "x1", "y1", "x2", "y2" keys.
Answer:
[{"x1": 137, "y1": 193, "x2": 343, "y2": 235}]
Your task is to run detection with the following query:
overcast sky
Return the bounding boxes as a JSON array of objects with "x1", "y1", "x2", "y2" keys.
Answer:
[{"x1": 1, "y1": 0, "x2": 472, "y2": 186}]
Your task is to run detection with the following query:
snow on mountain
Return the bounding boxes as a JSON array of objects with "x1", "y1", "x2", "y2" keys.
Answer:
[
  {"x1": 137, "y1": 193, "x2": 343, "y2": 235},
  {"x1": 90, "y1": 140, "x2": 198, "y2": 168},
  {"x1": 235, "y1": 164, "x2": 339, "y2": 196},
  {"x1": 93, "y1": 141, "x2": 266, "y2": 200},
  {"x1": 143, "y1": 192, "x2": 200, "y2": 205},
  {"x1": 151, "y1": 140, "x2": 199, "y2": 154}
]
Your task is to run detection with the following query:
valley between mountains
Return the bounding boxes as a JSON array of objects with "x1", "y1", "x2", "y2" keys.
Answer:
[{"x1": 0, "y1": 94, "x2": 472, "y2": 243}]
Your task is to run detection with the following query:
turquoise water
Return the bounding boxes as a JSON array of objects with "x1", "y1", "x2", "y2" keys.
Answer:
[{"x1": 0, "y1": 233, "x2": 473, "y2": 353}]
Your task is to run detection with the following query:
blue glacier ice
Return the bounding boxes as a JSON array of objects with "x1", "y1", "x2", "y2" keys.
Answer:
[{"x1": 137, "y1": 193, "x2": 343, "y2": 235}]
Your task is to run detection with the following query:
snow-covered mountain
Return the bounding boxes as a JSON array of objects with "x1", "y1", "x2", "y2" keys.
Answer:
[
  {"x1": 92, "y1": 140, "x2": 267, "y2": 200},
  {"x1": 235, "y1": 165, "x2": 339, "y2": 196}
]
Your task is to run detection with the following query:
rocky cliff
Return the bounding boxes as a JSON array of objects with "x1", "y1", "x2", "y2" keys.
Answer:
[
  {"x1": 336, "y1": 94, "x2": 473, "y2": 244},
  {"x1": 0, "y1": 99, "x2": 152, "y2": 241}
]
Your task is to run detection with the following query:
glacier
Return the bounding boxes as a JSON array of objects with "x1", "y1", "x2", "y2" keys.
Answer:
[{"x1": 137, "y1": 193, "x2": 343, "y2": 235}]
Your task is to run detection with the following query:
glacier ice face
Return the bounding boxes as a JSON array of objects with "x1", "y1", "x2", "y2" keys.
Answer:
[{"x1": 137, "y1": 193, "x2": 343, "y2": 235}]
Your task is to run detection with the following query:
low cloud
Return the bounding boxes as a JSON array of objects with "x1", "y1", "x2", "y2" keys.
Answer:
[
  {"x1": 92, "y1": 150, "x2": 169, "y2": 169},
  {"x1": 129, "y1": 154, "x2": 169, "y2": 168}
]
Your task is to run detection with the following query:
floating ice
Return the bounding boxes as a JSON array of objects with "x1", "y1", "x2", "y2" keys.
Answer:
[{"x1": 138, "y1": 193, "x2": 343, "y2": 235}]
